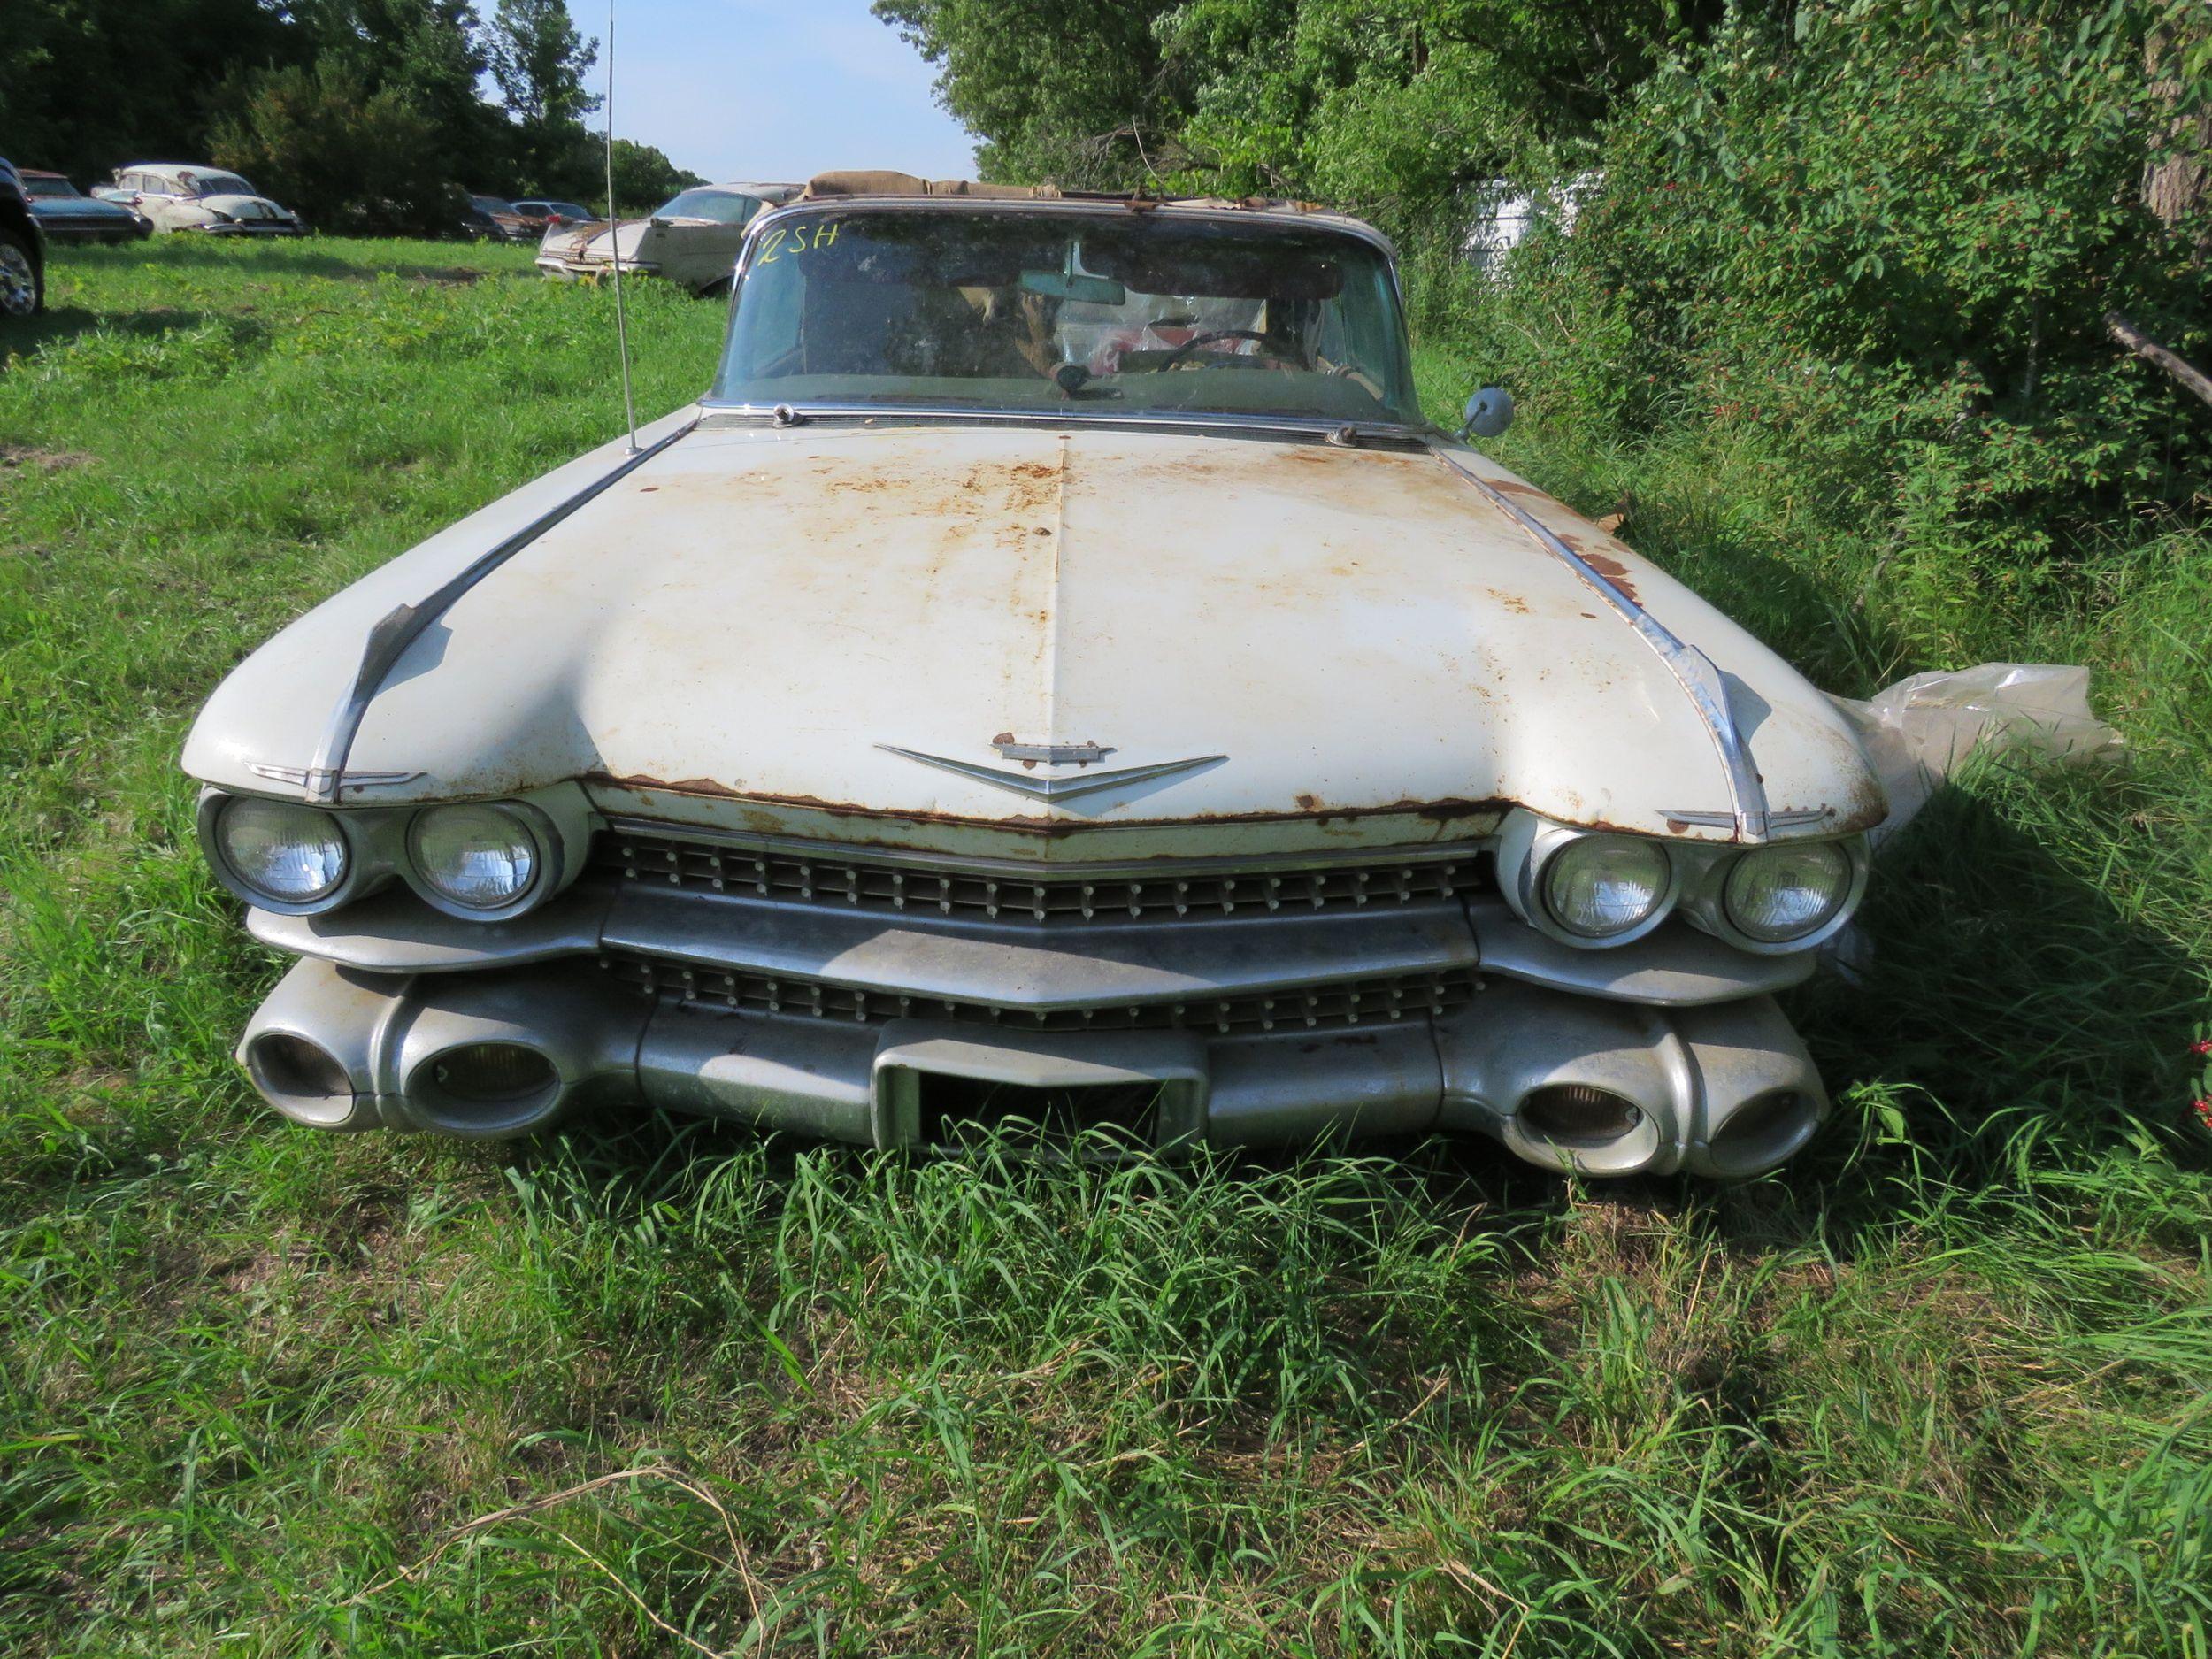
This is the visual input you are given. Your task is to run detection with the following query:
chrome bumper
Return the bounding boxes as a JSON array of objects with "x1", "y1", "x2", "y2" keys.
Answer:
[{"x1": 234, "y1": 873, "x2": 1830, "y2": 1177}]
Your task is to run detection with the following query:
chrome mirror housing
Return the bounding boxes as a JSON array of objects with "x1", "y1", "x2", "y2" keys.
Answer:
[{"x1": 1461, "y1": 386, "x2": 1515, "y2": 439}]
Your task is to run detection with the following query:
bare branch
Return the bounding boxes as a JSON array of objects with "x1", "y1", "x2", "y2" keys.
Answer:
[{"x1": 2106, "y1": 311, "x2": 2212, "y2": 410}]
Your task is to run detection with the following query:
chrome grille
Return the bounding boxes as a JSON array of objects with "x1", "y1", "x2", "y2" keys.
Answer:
[
  {"x1": 598, "y1": 832, "x2": 1477, "y2": 924},
  {"x1": 605, "y1": 955, "x2": 1478, "y2": 1036}
]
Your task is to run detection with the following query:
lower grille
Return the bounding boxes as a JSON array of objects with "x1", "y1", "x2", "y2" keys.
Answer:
[{"x1": 605, "y1": 955, "x2": 1478, "y2": 1036}]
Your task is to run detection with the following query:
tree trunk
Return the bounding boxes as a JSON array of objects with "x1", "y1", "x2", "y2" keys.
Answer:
[{"x1": 2144, "y1": 27, "x2": 2210, "y2": 263}]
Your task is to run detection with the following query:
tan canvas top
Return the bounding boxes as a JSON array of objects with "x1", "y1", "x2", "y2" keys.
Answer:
[
  {"x1": 794, "y1": 171, "x2": 1366, "y2": 229},
  {"x1": 799, "y1": 171, "x2": 1064, "y2": 201}
]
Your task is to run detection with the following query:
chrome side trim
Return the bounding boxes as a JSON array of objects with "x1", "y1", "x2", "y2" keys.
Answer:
[
  {"x1": 696, "y1": 404, "x2": 1430, "y2": 445},
  {"x1": 247, "y1": 762, "x2": 422, "y2": 795},
  {"x1": 1432, "y1": 446, "x2": 1774, "y2": 845},
  {"x1": 300, "y1": 419, "x2": 697, "y2": 803}
]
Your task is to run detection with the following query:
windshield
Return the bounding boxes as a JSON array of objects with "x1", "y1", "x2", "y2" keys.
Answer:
[
  {"x1": 657, "y1": 188, "x2": 762, "y2": 225},
  {"x1": 472, "y1": 196, "x2": 517, "y2": 215},
  {"x1": 710, "y1": 208, "x2": 1419, "y2": 426},
  {"x1": 180, "y1": 171, "x2": 254, "y2": 198},
  {"x1": 24, "y1": 177, "x2": 80, "y2": 199}
]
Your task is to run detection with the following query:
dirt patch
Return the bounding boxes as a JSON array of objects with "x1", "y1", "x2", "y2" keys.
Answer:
[{"x1": 0, "y1": 444, "x2": 96, "y2": 474}]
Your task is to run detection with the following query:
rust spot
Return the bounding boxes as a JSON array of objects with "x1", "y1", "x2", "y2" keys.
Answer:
[
  {"x1": 637, "y1": 485, "x2": 659, "y2": 493},
  {"x1": 1577, "y1": 549, "x2": 1640, "y2": 603},
  {"x1": 585, "y1": 772, "x2": 1510, "y2": 840},
  {"x1": 1033, "y1": 526, "x2": 1051, "y2": 536},
  {"x1": 1294, "y1": 793, "x2": 1322, "y2": 810},
  {"x1": 990, "y1": 732, "x2": 1015, "y2": 746}
]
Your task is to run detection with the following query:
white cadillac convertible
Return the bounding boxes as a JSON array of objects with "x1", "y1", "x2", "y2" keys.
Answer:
[{"x1": 185, "y1": 171, "x2": 1885, "y2": 1178}]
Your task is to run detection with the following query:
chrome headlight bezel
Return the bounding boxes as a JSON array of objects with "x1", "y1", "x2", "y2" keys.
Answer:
[
  {"x1": 196, "y1": 790, "x2": 374, "y2": 916},
  {"x1": 1497, "y1": 809, "x2": 1869, "y2": 956},
  {"x1": 402, "y1": 800, "x2": 564, "y2": 921},
  {"x1": 195, "y1": 784, "x2": 590, "y2": 922},
  {"x1": 1496, "y1": 811, "x2": 1681, "y2": 949},
  {"x1": 1683, "y1": 835, "x2": 1870, "y2": 955}
]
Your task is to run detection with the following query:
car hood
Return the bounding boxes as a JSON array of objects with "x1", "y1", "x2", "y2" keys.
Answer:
[
  {"x1": 549, "y1": 219, "x2": 651, "y2": 262},
  {"x1": 31, "y1": 194, "x2": 134, "y2": 218},
  {"x1": 197, "y1": 193, "x2": 292, "y2": 219},
  {"x1": 184, "y1": 414, "x2": 1884, "y2": 860}
]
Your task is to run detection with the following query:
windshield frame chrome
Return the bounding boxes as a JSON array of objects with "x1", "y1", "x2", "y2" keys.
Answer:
[{"x1": 702, "y1": 196, "x2": 1417, "y2": 438}]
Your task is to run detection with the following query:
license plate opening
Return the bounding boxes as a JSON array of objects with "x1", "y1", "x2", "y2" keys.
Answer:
[{"x1": 915, "y1": 1074, "x2": 1163, "y2": 1151}]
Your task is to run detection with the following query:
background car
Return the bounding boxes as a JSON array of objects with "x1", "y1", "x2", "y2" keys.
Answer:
[
  {"x1": 106, "y1": 164, "x2": 305, "y2": 236},
  {"x1": 463, "y1": 194, "x2": 534, "y2": 242},
  {"x1": 0, "y1": 157, "x2": 46, "y2": 318},
  {"x1": 534, "y1": 182, "x2": 798, "y2": 295},
  {"x1": 19, "y1": 170, "x2": 150, "y2": 243},
  {"x1": 511, "y1": 199, "x2": 593, "y2": 234}
]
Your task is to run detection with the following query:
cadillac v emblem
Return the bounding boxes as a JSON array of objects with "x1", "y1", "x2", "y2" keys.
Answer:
[{"x1": 879, "y1": 741, "x2": 1225, "y2": 802}]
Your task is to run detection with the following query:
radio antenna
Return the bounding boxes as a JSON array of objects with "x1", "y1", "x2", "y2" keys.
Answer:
[{"x1": 603, "y1": 0, "x2": 640, "y2": 453}]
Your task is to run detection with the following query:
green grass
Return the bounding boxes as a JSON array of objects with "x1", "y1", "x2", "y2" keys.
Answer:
[{"x1": 1, "y1": 236, "x2": 2208, "y2": 1657}]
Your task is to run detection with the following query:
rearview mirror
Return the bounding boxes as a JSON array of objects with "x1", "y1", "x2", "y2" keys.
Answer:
[
  {"x1": 1461, "y1": 386, "x2": 1515, "y2": 439},
  {"x1": 1021, "y1": 270, "x2": 1127, "y2": 306}
]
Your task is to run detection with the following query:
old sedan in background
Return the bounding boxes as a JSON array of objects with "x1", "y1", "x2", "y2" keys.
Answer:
[
  {"x1": 20, "y1": 171, "x2": 150, "y2": 243},
  {"x1": 464, "y1": 195, "x2": 534, "y2": 242},
  {"x1": 104, "y1": 163, "x2": 305, "y2": 236},
  {"x1": 512, "y1": 198, "x2": 593, "y2": 234},
  {"x1": 189, "y1": 171, "x2": 1884, "y2": 1179},
  {"x1": 535, "y1": 181, "x2": 799, "y2": 295}
]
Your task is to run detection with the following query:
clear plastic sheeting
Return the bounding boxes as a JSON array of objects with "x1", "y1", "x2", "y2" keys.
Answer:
[{"x1": 1829, "y1": 664, "x2": 2124, "y2": 844}]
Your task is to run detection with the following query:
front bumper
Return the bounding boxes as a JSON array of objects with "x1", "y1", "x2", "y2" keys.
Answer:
[
  {"x1": 199, "y1": 220, "x2": 306, "y2": 236},
  {"x1": 535, "y1": 255, "x2": 659, "y2": 282},
  {"x1": 232, "y1": 842, "x2": 1832, "y2": 1177}
]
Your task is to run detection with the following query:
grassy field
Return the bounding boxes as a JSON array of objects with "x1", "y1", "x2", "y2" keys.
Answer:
[{"x1": 1, "y1": 236, "x2": 2207, "y2": 1658}]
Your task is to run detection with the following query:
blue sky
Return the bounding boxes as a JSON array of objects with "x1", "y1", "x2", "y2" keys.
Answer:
[{"x1": 599, "y1": 0, "x2": 978, "y2": 186}]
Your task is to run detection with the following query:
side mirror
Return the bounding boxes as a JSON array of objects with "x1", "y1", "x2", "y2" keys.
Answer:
[{"x1": 1461, "y1": 386, "x2": 1515, "y2": 440}]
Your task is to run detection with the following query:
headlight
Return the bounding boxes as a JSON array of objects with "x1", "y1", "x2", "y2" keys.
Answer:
[
  {"x1": 1724, "y1": 841, "x2": 1854, "y2": 942},
  {"x1": 1541, "y1": 833, "x2": 1672, "y2": 938},
  {"x1": 408, "y1": 803, "x2": 541, "y2": 910},
  {"x1": 218, "y1": 797, "x2": 349, "y2": 902}
]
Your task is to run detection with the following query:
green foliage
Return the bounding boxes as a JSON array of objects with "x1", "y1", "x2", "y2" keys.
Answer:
[
  {"x1": 487, "y1": 0, "x2": 603, "y2": 194},
  {"x1": 209, "y1": 63, "x2": 465, "y2": 235},
  {"x1": 5, "y1": 0, "x2": 683, "y2": 233},
  {"x1": 0, "y1": 0, "x2": 310, "y2": 185},
  {"x1": 872, "y1": 0, "x2": 1186, "y2": 185},
  {"x1": 1538, "y1": 0, "x2": 2212, "y2": 594},
  {"x1": 603, "y1": 135, "x2": 710, "y2": 214}
]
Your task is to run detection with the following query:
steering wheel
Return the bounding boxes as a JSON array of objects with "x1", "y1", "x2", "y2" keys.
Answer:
[{"x1": 1160, "y1": 328, "x2": 1310, "y2": 372}]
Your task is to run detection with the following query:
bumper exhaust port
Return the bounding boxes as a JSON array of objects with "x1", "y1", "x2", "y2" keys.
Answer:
[
  {"x1": 405, "y1": 1042, "x2": 562, "y2": 1136},
  {"x1": 1517, "y1": 1082, "x2": 1645, "y2": 1148},
  {"x1": 244, "y1": 1033, "x2": 358, "y2": 1128}
]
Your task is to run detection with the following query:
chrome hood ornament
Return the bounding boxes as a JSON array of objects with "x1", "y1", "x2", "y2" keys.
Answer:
[{"x1": 878, "y1": 744, "x2": 1225, "y2": 803}]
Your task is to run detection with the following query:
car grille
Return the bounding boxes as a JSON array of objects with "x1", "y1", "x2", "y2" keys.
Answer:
[
  {"x1": 605, "y1": 955, "x2": 1479, "y2": 1036},
  {"x1": 598, "y1": 830, "x2": 1479, "y2": 925}
]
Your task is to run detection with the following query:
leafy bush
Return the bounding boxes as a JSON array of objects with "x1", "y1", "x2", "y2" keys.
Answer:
[{"x1": 1509, "y1": 0, "x2": 2212, "y2": 602}]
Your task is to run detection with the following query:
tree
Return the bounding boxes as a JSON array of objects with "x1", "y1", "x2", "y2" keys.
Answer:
[
  {"x1": 211, "y1": 62, "x2": 460, "y2": 234},
  {"x1": 488, "y1": 0, "x2": 601, "y2": 191},
  {"x1": 488, "y1": 0, "x2": 599, "y2": 127},
  {"x1": 871, "y1": 0, "x2": 1186, "y2": 186},
  {"x1": 601, "y1": 137, "x2": 708, "y2": 214},
  {"x1": 1, "y1": 0, "x2": 309, "y2": 185}
]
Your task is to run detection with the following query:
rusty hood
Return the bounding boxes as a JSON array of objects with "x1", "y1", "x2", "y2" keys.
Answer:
[{"x1": 184, "y1": 416, "x2": 1883, "y2": 858}]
